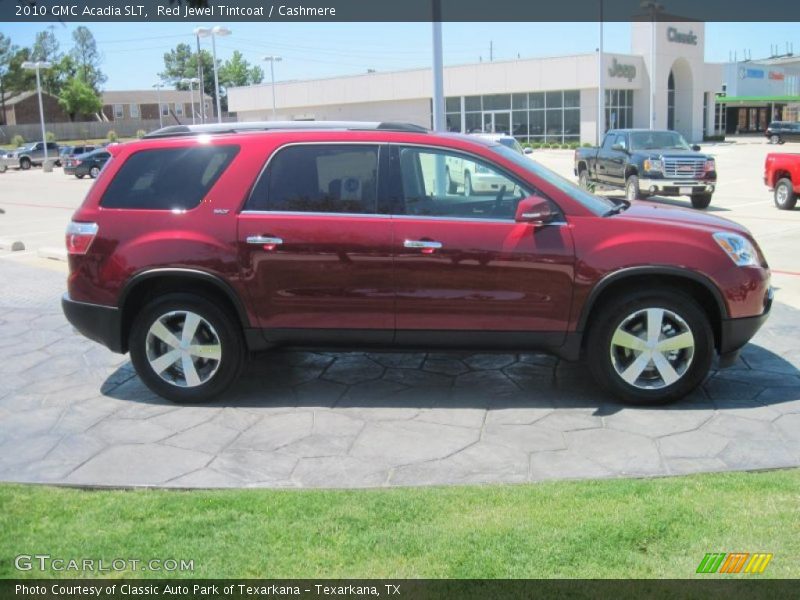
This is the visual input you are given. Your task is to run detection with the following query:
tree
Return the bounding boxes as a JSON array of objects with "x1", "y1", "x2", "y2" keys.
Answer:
[
  {"x1": 219, "y1": 51, "x2": 264, "y2": 88},
  {"x1": 0, "y1": 33, "x2": 13, "y2": 125},
  {"x1": 32, "y1": 27, "x2": 60, "y2": 63},
  {"x1": 70, "y1": 26, "x2": 106, "y2": 90},
  {"x1": 3, "y1": 47, "x2": 36, "y2": 94},
  {"x1": 28, "y1": 27, "x2": 74, "y2": 96},
  {"x1": 58, "y1": 77, "x2": 102, "y2": 121},
  {"x1": 161, "y1": 43, "x2": 218, "y2": 112}
]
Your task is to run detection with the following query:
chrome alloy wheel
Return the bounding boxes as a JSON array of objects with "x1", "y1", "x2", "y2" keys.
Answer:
[
  {"x1": 776, "y1": 183, "x2": 789, "y2": 205},
  {"x1": 609, "y1": 307, "x2": 695, "y2": 390},
  {"x1": 145, "y1": 310, "x2": 222, "y2": 388}
]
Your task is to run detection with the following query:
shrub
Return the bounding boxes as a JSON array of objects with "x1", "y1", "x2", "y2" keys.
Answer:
[
  {"x1": 45, "y1": 131, "x2": 56, "y2": 142},
  {"x1": 136, "y1": 129, "x2": 146, "y2": 139},
  {"x1": 107, "y1": 130, "x2": 118, "y2": 142},
  {"x1": 582, "y1": 142, "x2": 592, "y2": 147},
  {"x1": 11, "y1": 134, "x2": 25, "y2": 147}
]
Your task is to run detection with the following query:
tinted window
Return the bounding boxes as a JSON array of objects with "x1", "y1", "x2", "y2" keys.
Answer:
[
  {"x1": 386, "y1": 146, "x2": 529, "y2": 220},
  {"x1": 248, "y1": 145, "x2": 378, "y2": 214},
  {"x1": 601, "y1": 133, "x2": 617, "y2": 150},
  {"x1": 100, "y1": 145, "x2": 238, "y2": 210}
]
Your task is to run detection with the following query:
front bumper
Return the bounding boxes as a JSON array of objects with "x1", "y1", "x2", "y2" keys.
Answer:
[
  {"x1": 638, "y1": 178, "x2": 715, "y2": 196},
  {"x1": 62, "y1": 293, "x2": 124, "y2": 354},
  {"x1": 717, "y1": 286, "x2": 773, "y2": 366}
]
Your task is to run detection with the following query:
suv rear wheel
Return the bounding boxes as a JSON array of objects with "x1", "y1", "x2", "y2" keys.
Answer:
[
  {"x1": 129, "y1": 293, "x2": 245, "y2": 403},
  {"x1": 586, "y1": 289, "x2": 714, "y2": 405}
]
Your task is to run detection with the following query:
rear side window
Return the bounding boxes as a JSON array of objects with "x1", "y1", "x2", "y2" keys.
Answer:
[
  {"x1": 247, "y1": 144, "x2": 378, "y2": 213},
  {"x1": 100, "y1": 145, "x2": 239, "y2": 210}
]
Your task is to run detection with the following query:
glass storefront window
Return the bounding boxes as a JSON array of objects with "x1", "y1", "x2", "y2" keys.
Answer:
[
  {"x1": 529, "y1": 110, "x2": 544, "y2": 136},
  {"x1": 464, "y1": 96, "x2": 481, "y2": 112},
  {"x1": 546, "y1": 91, "x2": 563, "y2": 108},
  {"x1": 445, "y1": 97, "x2": 461, "y2": 112},
  {"x1": 529, "y1": 92, "x2": 545, "y2": 109},
  {"x1": 465, "y1": 112, "x2": 482, "y2": 133},
  {"x1": 564, "y1": 109, "x2": 580, "y2": 135},
  {"x1": 564, "y1": 90, "x2": 580, "y2": 108},
  {"x1": 512, "y1": 111, "x2": 528, "y2": 137},
  {"x1": 512, "y1": 93, "x2": 528, "y2": 110},
  {"x1": 483, "y1": 94, "x2": 511, "y2": 110}
]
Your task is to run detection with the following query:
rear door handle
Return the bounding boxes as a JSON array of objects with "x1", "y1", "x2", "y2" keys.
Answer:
[
  {"x1": 404, "y1": 240, "x2": 443, "y2": 250},
  {"x1": 246, "y1": 236, "x2": 283, "y2": 245}
]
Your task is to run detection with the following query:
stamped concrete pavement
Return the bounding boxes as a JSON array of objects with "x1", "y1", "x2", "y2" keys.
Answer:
[{"x1": 1, "y1": 260, "x2": 799, "y2": 488}]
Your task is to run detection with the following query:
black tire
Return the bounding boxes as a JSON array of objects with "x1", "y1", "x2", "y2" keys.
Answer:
[
  {"x1": 129, "y1": 293, "x2": 245, "y2": 403},
  {"x1": 447, "y1": 168, "x2": 457, "y2": 194},
  {"x1": 464, "y1": 171, "x2": 473, "y2": 197},
  {"x1": 89, "y1": 166, "x2": 100, "y2": 179},
  {"x1": 691, "y1": 193, "x2": 712, "y2": 209},
  {"x1": 625, "y1": 174, "x2": 642, "y2": 201},
  {"x1": 586, "y1": 288, "x2": 714, "y2": 405},
  {"x1": 19, "y1": 157, "x2": 31, "y2": 170},
  {"x1": 578, "y1": 169, "x2": 590, "y2": 190},
  {"x1": 770, "y1": 134, "x2": 781, "y2": 144},
  {"x1": 76, "y1": 173, "x2": 85, "y2": 179},
  {"x1": 774, "y1": 178, "x2": 797, "y2": 210}
]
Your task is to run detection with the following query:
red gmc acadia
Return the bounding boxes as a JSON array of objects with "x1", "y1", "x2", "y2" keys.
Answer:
[{"x1": 62, "y1": 122, "x2": 772, "y2": 405}]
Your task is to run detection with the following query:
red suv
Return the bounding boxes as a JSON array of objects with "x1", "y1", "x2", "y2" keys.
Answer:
[{"x1": 62, "y1": 122, "x2": 772, "y2": 405}]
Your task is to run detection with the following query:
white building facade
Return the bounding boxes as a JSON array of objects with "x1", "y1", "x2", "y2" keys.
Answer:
[{"x1": 229, "y1": 21, "x2": 726, "y2": 143}]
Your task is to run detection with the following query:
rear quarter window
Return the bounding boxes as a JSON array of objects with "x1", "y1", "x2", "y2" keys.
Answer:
[{"x1": 100, "y1": 145, "x2": 239, "y2": 210}]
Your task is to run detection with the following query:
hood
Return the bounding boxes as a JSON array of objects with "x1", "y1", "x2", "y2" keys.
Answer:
[{"x1": 612, "y1": 201, "x2": 749, "y2": 236}]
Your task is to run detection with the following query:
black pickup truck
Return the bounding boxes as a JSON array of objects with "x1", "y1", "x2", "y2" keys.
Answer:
[{"x1": 574, "y1": 129, "x2": 717, "y2": 209}]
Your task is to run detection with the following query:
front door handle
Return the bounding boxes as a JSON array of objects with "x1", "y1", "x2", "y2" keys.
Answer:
[
  {"x1": 246, "y1": 235, "x2": 283, "y2": 245},
  {"x1": 404, "y1": 240, "x2": 443, "y2": 250}
]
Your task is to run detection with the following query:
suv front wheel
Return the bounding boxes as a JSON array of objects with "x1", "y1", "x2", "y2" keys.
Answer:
[
  {"x1": 586, "y1": 289, "x2": 714, "y2": 405},
  {"x1": 129, "y1": 293, "x2": 245, "y2": 403}
]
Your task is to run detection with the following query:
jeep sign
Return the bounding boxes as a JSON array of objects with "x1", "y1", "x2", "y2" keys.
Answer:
[
  {"x1": 608, "y1": 58, "x2": 636, "y2": 82},
  {"x1": 667, "y1": 27, "x2": 698, "y2": 45}
]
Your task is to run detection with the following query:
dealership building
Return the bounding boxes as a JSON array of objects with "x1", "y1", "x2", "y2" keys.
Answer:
[{"x1": 229, "y1": 21, "x2": 800, "y2": 144}]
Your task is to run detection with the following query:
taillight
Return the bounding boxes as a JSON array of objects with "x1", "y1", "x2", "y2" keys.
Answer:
[{"x1": 66, "y1": 221, "x2": 98, "y2": 255}]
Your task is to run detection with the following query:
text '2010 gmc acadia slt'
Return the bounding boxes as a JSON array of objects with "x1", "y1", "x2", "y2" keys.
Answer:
[{"x1": 63, "y1": 122, "x2": 772, "y2": 405}]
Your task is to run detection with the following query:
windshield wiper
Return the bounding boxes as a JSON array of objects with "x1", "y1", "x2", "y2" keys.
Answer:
[{"x1": 604, "y1": 201, "x2": 629, "y2": 217}]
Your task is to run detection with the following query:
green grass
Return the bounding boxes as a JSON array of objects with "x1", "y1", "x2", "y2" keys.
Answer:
[{"x1": 1, "y1": 470, "x2": 799, "y2": 579}]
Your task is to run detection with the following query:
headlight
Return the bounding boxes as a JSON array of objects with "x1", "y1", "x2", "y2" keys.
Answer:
[
  {"x1": 643, "y1": 159, "x2": 663, "y2": 172},
  {"x1": 704, "y1": 159, "x2": 715, "y2": 172},
  {"x1": 713, "y1": 232, "x2": 758, "y2": 267}
]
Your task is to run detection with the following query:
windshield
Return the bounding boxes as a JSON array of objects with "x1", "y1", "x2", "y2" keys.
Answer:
[
  {"x1": 490, "y1": 144, "x2": 615, "y2": 216},
  {"x1": 497, "y1": 137, "x2": 524, "y2": 154},
  {"x1": 629, "y1": 131, "x2": 690, "y2": 151}
]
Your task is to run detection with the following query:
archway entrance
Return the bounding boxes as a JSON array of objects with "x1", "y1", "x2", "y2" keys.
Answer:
[{"x1": 667, "y1": 58, "x2": 693, "y2": 140}]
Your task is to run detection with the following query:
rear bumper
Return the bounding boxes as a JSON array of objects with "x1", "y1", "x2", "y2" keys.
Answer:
[
  {"x1": 638, "y1": 178, "x2": 715, "y2": 196},
  {"x1": 62, "y1": 293, "x2": 124, "y2": 354}
]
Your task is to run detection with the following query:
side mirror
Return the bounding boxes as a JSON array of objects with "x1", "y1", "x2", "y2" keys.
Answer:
[
  {"x1": 611, "y1": 143, "x2": 626, "y2": 152},
  {"x1": 692, "y1": 144, "x2": 701, "y2": 151},
  {"x1": 523, "y1": 147, "x2": 533, "y2": 155},
  {"x1": 515, "y1": 196, "x2": 555, "y2": 225}
]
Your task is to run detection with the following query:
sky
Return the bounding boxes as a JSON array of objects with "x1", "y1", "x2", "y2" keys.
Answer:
[{"x1": 2, "y1": 21, "x2": 799, "y2": 90}]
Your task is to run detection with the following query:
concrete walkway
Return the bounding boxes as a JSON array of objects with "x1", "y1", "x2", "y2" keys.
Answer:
[{"x1": 1, "y1": 260, "x2": 799, "y2": 488}]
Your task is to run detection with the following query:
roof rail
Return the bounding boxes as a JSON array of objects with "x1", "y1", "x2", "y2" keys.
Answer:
[{"x1": 142, "y1": 120, "x2": 429, "y2": 139}]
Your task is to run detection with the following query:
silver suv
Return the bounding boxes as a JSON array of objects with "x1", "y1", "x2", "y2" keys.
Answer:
[{"x1": 2, "y1": 141, "x2": 60, "y2": 170}]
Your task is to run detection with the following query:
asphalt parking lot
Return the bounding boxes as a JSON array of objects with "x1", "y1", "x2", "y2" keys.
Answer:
[{"x1": 1, "y1": 135, "x2": 799, "y2": 488}]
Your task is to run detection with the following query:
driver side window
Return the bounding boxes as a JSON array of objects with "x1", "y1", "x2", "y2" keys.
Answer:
[{"x1": 387, "y1": 146, "x2": 528, "y2": 220}]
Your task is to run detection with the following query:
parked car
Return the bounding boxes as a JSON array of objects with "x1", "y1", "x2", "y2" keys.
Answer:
[
  {"x1": 764, "y1": 152, "x2": 800, "y2": 210},
  {"x1": 3, "y1": 141, "x2": 60, "y2": 170},
  {"x1": 63, "y1": 148, "x2": 111, "y2": 179},
  {"x1": 60, "y1": 144, "x2": 98, "y2": 162},
  {"x1": 471, "y1": 133, "x2": 528, "y2": 155},
  {"x1": 765, "y1": 121, "x2": 800, "y2": 145},
  {"x1": 62, "y1": 121, "x2": 771, "y2": 406},
  {"x1": 574, "y1": 129, "x2": 717, "y2": 209}
]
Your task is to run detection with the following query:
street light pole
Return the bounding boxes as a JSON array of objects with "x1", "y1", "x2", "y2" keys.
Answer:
[
  {"x1": 153, "y1": 83, "x2": 163, "y2": 128},
  {"x1": 263, "y1": 56, "x2": 282, "y2": 119},
  {"x1": 195, "y1": 33, "x2": 206, "y2": 123},
  {"x1": 22, "y1": 61, "x2": 52, "y2": 166},
  {"x1": 597, "y1": 0, "x2": 604, "y2": 145},
  {"x1": 195, "y1": 26, "x2": 231, "y2": 124},
  {"x1": 181, "y1": 78, "x2": 200, "y2": 124}
]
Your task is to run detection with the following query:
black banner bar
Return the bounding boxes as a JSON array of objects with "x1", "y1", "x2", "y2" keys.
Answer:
[
  {"x1": 3, "y1": 579, "x2": 800, "y2": 600},
  {"x1": 4, "y1": 0, "x2": 800, "y2": 23}
]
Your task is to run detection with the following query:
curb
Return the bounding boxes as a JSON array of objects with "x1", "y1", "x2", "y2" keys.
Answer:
[
  {"x1": 37, "y1": 246, "x2": 67, "y2": 262},
  {"x1": 0, "y1": 238, "x2": 25, "y2": 252}
]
